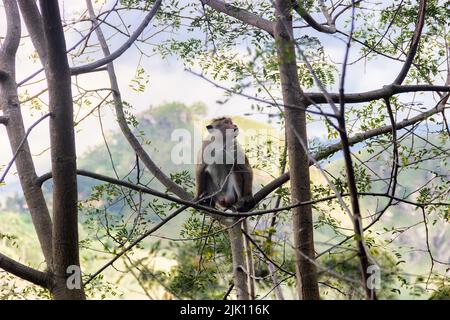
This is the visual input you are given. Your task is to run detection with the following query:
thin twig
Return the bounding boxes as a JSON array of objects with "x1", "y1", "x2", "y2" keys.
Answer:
[{"x1": 0, "y1": 113, "x2": 51, "y2": 184}]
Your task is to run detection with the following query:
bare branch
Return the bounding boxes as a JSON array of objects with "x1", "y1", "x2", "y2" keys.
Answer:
[
  {"x1": 304, "y1": 84, "x2": 450, "y2": 105},
  {"x1": 0, "y1": 0, "x2": 54, "y2": 267},
  {"x1": 84, "y1": 204, "x2": 188, "y2": 285},
  {"x1": 187, "y1": 69, "x2": 338, "y2": 118},
  {"x1": 223, "y1": 284, "x2": 234, "y2": 300},
  {"x1": 0, "y1": 113, "x2": 51, "y2": 184},
  {"x1": 292, "y1": 0, "x2": 336, "y2": 33},
  {"x1": 393, "y1": 0, "x2": 427, "y2": 85},
  {"x1": 0, "y1": 252, "x2": 51, "y2": 288},
  {"x1": 17, "y1": 2, "x2": 119, "y2": 86},
  {"x1": 335, "y1": 29, "x2": 406, "y2": 63},
  {"x1": 318, "y1": 0, "x2": 333, "y2": 26},
  {"x1": 18, "y1": 0, "x2": 48, "y2": 66},
  {"x1": 19, "y1": 88, "x2": 48, "y2": 104},
  {"x1": 1, "y1": 0, "x2": 21, "y2": 55},
  {"x1": 336, "y1": 0, "x2": 376, "y2": 300},
  {"x1": 84, "y1": 0, "x2": 190, "y2": 201},
  {"x1": 242, "y1": 229, "x2": 295, "y2": 277},
  {"x1": 332, "y1": 0, "x2": 363, "y2": 24},
  {"x1": 38, "y1": 169, "x2": 233, "y2": 217},
  {"x1": 201, "y1": 0, "x2": 275, "y2": 36},
  {"x1": 70, "y1": 0, "x2": 162, "y2": 76},
  {"x1": 39, "y1": 170, "x2": 441, "y2": 218}
]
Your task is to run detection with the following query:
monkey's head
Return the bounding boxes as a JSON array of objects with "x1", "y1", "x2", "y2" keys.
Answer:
[{"x1": 206, "y1": 117, "x2": 239, "y2": 139}]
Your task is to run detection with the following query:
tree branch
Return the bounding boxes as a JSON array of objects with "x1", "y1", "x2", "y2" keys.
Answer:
[
  {"x1": 393, "y1": 0, "x2": 426, "y2": 85},
  {"x1": 84, "y1": 204, "x2": 187, "y2": 285},
  {"x1": 331, "y1": 0, "x2": 363, "y2": 25},
  {"x1": 84, "y1": 0, "x2": 190, "y2": 201},
  {"x1": 304, "y1": 84, "x2": 450, "y2": 105},
  {"x1": 18, "y1": 0, "x2": 48, "y2": 66},
  {"x1": 38, "y1": 169, "x2": 406, "y2": 218},
  {"x1": 292, "y1": 0, "x2": 336, "y2": 33},
  {"x1": 201, "y1": 0, "x2": 275, "y2": 36},
  {"x1": 70, "y1": 0, "x2": 162, "y2": 76},
  {"x1": 0, "y1": 252, "x2": 51, "y2": 288},
  {"x1": 0, "y1": 113, "x2": 51, "y2": 184},
  {"x1": 0, "y1": 0, "x2": 54, "y2": 268},
  {"x1": 0, "y1": 0, "x2": 21, "y2": 55},
  {"x1": 38, "y1": 169, "x2": 235, "y2": 217},
  {"x1": 17, "y1": 1, "x2": 119, "y2": 86},
  {"x1": 336, "y1": 0, "x2": 376, "y2": 299},
  {"x1": 301, "y1": 0, "x2": 430, "y2": 105},
  {"x1": 242, "y1": 229, "x2": 295, "y2": 277}
]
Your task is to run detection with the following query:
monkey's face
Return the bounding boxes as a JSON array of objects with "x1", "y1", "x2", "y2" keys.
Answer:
[{"x1": 206, "y1": 117, "x2": 239, "y2": 138}]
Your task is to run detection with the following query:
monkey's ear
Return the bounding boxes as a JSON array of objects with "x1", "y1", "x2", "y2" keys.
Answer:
[{"x1": 206, "y1": 125, "x2": 214, "y2": 132}]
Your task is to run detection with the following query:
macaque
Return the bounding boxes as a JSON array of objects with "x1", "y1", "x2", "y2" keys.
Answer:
[{"x1": 195, "y1": 117, "x2": 255, "y2": 212}]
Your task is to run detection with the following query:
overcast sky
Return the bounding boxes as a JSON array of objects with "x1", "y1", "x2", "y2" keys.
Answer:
[{"x1": 0, "y1": 0, "x2": 442, "y2": 190}]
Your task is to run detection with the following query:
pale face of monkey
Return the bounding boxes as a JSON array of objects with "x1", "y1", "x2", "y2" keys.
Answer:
[
  {"x1": 206, "y1": 117, "x2": 239, "y2": 139},
  {"x1": 203, "y1": 118, "x2": 240, "y2": 165}
]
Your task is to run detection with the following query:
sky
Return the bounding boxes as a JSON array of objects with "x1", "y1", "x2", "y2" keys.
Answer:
[{"x1": 0, "y1": 0, "x2": 445, "y2": 193}]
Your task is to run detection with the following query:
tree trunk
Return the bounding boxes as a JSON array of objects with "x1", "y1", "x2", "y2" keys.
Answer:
[
  {"x1": 0, "y1": 0, "x2": 53, "y2": 270},
  {"x1": 39, "y1": 0, "x2": 85, "y2": 300},
  {"x1": 228, "y1": 219, "x2": 250, "y2": 300},
  {"x1": 273, "y1": 0, "x2": 320, "y2": 300},
  {"x1": 243, "y1": 220, "x2": 256, "y2": 299}
]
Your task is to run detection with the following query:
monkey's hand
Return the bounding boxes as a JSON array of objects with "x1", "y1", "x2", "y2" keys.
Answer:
[
  {"x1": 196, "y1": 193, "x2": 215, "y2": 208},
  {"x1": 235, "y1": 196, "x2": 256, "y2": 212}
]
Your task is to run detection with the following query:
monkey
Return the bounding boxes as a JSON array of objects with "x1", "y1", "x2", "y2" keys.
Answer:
[{"x1": 195, "y1": 117, "x2": 255, "y2": 212}]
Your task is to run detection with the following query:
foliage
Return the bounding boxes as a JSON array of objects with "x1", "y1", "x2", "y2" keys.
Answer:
[
  {"x1": 319, "y1": 248, "x2": 401, "y2": 299},
  {"x1": 429, "y1": 286, "x2": 450, "y2": 300}
]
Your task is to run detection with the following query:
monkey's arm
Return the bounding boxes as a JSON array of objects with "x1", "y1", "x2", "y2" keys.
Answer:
[
  {"x1": 195, "y1": 164, "x2": 217, "y2": 208},
  {"x1": 195, "y1": 163, "x2": 207, "y2": 199},
  {"x1": 242, "y1": 156, "x2": 253, "y2": 197}
]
